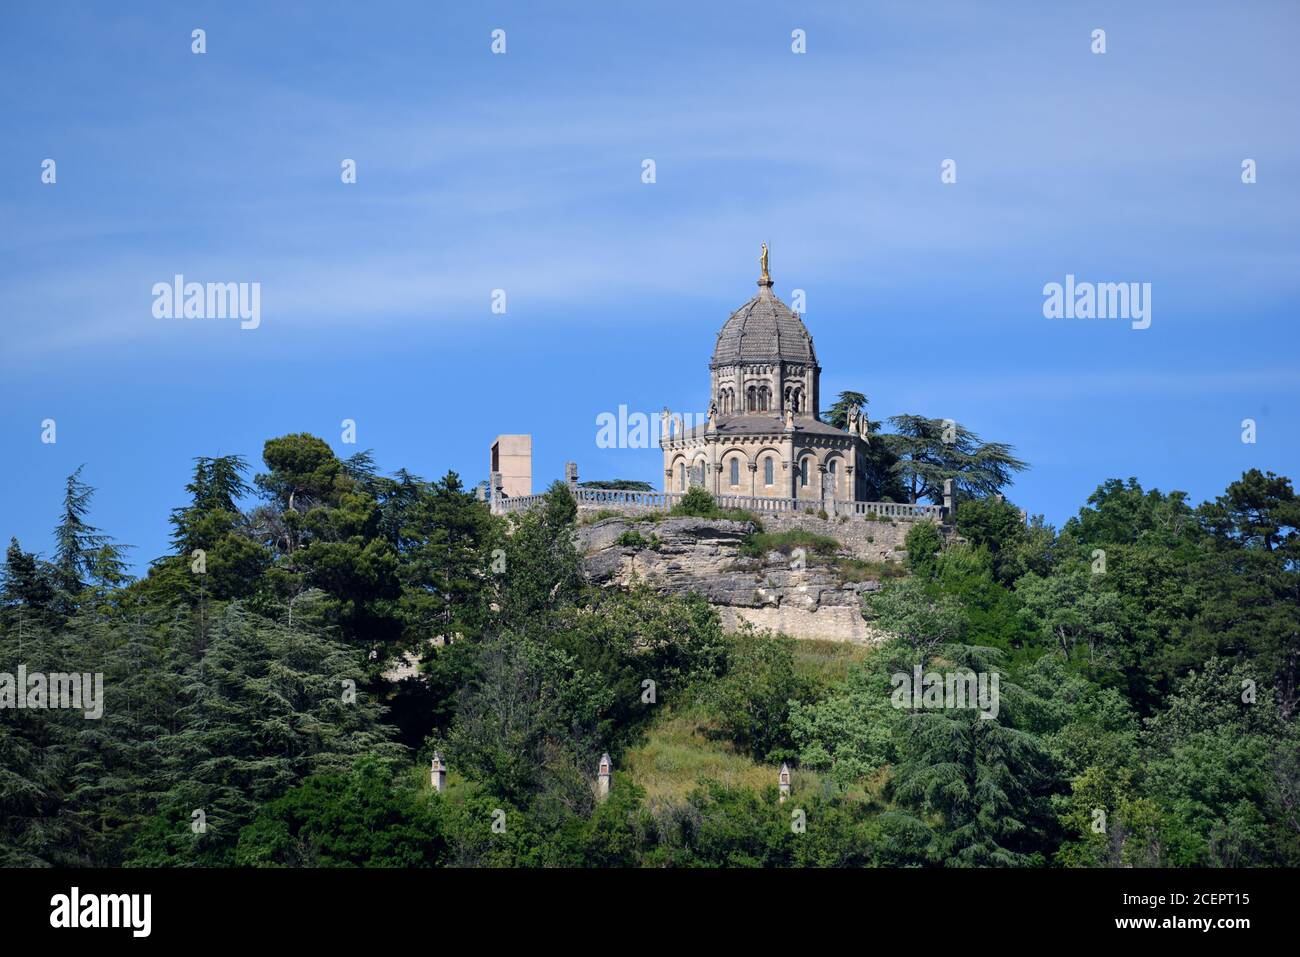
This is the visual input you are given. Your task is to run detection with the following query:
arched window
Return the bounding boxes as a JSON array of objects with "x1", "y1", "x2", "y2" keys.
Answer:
[
  {"x1": 746, "y1": 386, "x2": 757, "y2": 412},
  {"x1": 678, "y1": 463, "x2": 685, "y2": 490},
  {"x1": 799, "y1": 457, "x2": 810, "y2": 487},
  {"x1": 758, "y1": 386, "x2": 770, "y2": 412},
  {"x1": 764, "y1": 457, "x2": 774, "y2": 486},
  {"x1": 729, "y1": 458, "x2": 739, "y2": 486},
  {"x1": 791, "y1": 388, "x2": 802, "y2": 414},
  {"x1": 828, "y1": 459, "x2": 839, "y2": 495}
]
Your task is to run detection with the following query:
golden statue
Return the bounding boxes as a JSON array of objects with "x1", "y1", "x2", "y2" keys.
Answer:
[{"x1": 759, "y1": 243, "x2": 770, "y2": 282}]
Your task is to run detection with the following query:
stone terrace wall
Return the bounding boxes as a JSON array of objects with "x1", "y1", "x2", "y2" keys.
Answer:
[{"x1": 754, "y1": 511, "x2": 933, "y2": 563}]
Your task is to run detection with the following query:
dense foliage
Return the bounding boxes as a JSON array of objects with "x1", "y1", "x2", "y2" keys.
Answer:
[{"x1": 2, "y1": 434, "x2": 1296, "y2": 867}]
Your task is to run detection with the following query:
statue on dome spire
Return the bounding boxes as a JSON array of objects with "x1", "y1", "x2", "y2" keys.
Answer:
[{"x1": 759, "y1": 243, "x2": 771, "y2": 284}]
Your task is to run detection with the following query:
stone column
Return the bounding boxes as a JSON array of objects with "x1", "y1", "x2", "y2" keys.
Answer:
[
  {"x1": 597, "y1": 752, "x2": 612, "y2": 801},
  {"x1": 748, "y1": 461, "x2": 757, "y2": 499},
  {"x1": 430, "y1": 752, "x2": 446, "y2": 792},
  {"x1": 707, "y1": 438, "x2": 719, "y2": 496}
]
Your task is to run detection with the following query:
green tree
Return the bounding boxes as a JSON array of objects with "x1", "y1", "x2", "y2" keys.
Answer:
[
  {"x1": 822, "y1": 390, "x2": 868, "y2": 430},
  {"x1": 401, "y1": 472, "x2": 494, "y2": 646},
  {"x1": 888, "y1": 665, "x2": 1053, "y2": 866},
  {"x1": 127, "y1": 601, "x2": 402, "y2": 866},
  {"x1": 881, "y1": 415, "x2": 1027, "y2": 505},
  {"x1": 235, "y1": 759, "x2": 444, "y2": 867},
  {"x1": 703, "y1": 629, "x2": 810, "y2": 762},
  {"x1": 52, "y1": 466, "x2": 128, "y2": 603},
  {"x1": 1, "y1": 538, "x2": 57, "y2": 622},
  {"x1": 903, "y1": 521, "x2": 944, "y2": 579}
]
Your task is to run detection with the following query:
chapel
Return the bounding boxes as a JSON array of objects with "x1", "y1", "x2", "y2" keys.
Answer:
[{"x1": 660, "y1": 246, "x2": 872, "y2": 503}]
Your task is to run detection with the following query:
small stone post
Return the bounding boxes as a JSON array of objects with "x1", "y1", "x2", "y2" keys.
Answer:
[
  {"x1": 597, "y1": 752, "x2": 612, "y2": 801},
  {"x1": 943, "y1": 478, "x2": 957, "y2": 524},
  {"x1": 490, "y1": 471, "x2": 504, "y2": 515},
  {"x1": 430, "y1": 752, "x2": 446, "y2": 793},
  {"x1": 778, "y1": 762, "x2": 791, "y2": 803}
]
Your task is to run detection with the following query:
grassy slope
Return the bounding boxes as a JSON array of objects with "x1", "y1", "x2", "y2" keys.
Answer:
[{"x1": 624, "y1": 638, "x2": 872, "y2": 803}]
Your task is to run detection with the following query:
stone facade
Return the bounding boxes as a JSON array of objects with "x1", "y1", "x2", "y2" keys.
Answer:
[{"x1": 660, "y1": 249, "x2": 876, "y2": 505}]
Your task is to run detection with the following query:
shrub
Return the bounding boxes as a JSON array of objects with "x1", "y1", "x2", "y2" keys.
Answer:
[
  {"x1": 739, "y1": 529, "x2": 840, "y2": 560},
  {"x1": 615, "y1": 529, "x2": 660, "y2": 549},
  {"x1": 673, "y1": 486, "x2": 718, "y2": 516},
  {"x1": 669, "y1": 487, "x2": 761, "y2": 525},
  {"x1": 833, "y1": 558, "x2": 907, "y2": 583}
]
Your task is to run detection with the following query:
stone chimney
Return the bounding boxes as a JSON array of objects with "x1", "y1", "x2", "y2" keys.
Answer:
[
  {"x1": 597, "y1": 752, "x2": 612, "y2": 801},
  {"x1": 430, "y1": 752, "x2": 447, "y2": 793},
  {"x1": 778, "y1": 762, "x2": 791, "y2": 803}
]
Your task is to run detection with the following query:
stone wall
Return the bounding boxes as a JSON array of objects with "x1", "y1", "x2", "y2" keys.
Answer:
[{"x1": 753, "y1": 511, "x2": 932, "y2": 564}]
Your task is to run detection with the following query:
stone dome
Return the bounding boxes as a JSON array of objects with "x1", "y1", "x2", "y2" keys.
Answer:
[{"x1": 711, "y1": 278, "x2": 817, "y2": 368}]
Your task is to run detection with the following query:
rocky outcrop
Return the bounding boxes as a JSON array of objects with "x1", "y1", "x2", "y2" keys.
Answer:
[{"x1": 577, "y1": 516, "x2": 894, "y2": 644}]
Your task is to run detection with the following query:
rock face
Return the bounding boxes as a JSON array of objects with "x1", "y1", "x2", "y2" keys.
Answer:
[{"x1": 577, "y1": 516, "x2": 893, "y2": 644}]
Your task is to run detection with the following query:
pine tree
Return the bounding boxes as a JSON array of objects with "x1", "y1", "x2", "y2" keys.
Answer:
[{"x1": 51, "y1": 466, "x2": 128, "y2": 609}]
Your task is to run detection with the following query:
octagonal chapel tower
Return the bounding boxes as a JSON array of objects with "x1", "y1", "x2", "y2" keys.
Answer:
[{"x1": 660, "y1": 247, "x2": 868, "y2": 504}]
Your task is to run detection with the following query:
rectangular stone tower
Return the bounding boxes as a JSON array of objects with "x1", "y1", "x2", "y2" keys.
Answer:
[{"x1": 490, "y1": 434, "x2": 532, "y2": 498}]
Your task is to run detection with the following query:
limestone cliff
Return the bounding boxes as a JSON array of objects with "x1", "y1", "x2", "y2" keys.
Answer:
[{"x1": 576, "y1": 515, "x2": 904, "y2": 644}]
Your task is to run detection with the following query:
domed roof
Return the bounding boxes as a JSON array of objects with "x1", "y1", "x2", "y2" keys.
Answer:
[{"x1": 711, "y1": 276, "x2": 817, "y2": 368}]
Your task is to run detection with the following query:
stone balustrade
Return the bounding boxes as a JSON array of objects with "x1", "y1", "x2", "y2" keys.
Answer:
[{"x1": 495, "y1": 486, "x2": 948, "y2": 522}]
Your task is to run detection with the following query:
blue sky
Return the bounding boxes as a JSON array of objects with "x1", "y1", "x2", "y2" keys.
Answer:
[{"x1": 2, "y1": 1, "x2": 1298, "y2": 575}]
